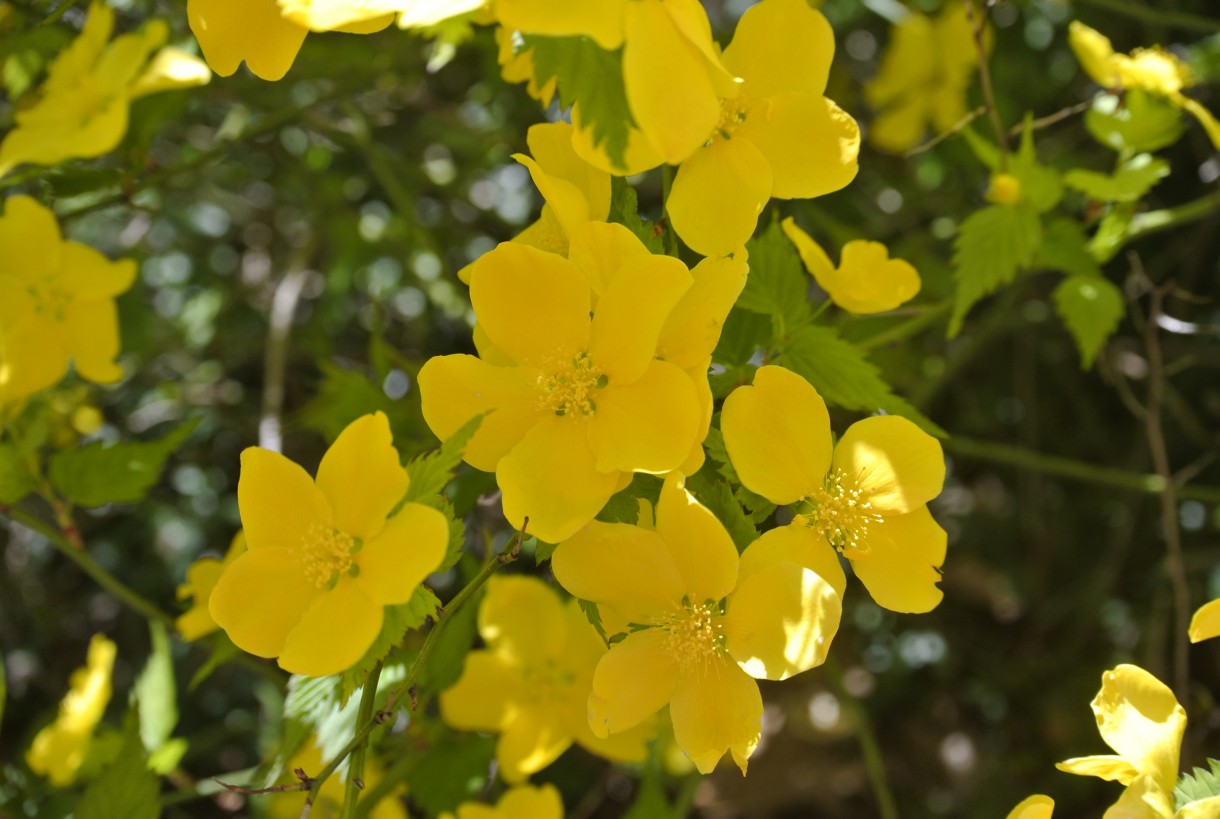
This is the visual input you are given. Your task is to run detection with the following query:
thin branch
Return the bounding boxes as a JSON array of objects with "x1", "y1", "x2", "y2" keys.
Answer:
[
  {"x1": 1127, "y1": 189, "x2": 1220, "y2": 243},
  {"x1": 965, "y1": 0, "x2": 1008, "y2": 169},
  {"x1": 340, "y1": 662, "x2": 383, "y2": 819},
  {"x1": 1006, "y1": 100, "x2": 1094, "y2": 138},
  {"x1": 856, "y1": 302, "x2": 951, "y2": 350},
  {"x1": 903, "y1": 107, "x2": 985, "y2": 158}
]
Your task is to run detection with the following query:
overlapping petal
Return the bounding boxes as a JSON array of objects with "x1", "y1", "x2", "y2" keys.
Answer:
[
  {"x1": 737, "y1": 94, "x2": 860, "y2": 201},
  {"x1": 355, "y1": 502, "x2": 447, "y2": 605},
  {"x1": 657, "y1": 254, "x2": 749, "y2": 370},
  {"x1": 653, "y1": 475, "x2": 739, "y2": 604},
  {"x1": 552, "y1": 522, "x2": 685, "y2": 624},
  {"x1": 478, "y1": 575, "x2": 568, "y2": 666},
  {"x1": 721, "y1": 0, "x2": 833, "y2": 100},
  {"x1": 832, "y1": 415, "x2": 945, "y2": 515},
  {"x1": 586, "y1": 360, "x2": 699, "y2": 474},
  {"x1": 440, "y1": 651, "x2": 520, "y2": 732},
  {"x1": 208, "y1": 548, "x2": 318, "y2": 658},
  {"x1": 188, "y1": 0, "x2": 307, "y2": 80},
  {"x1": 588, "y1": 253, "x2": 691, "y2": 384},
  {"x1": 277, "y1": 581, "x2": 383, "y2": 676},
  {"x1": 738, "y1": 524, "x2": 846, "y2": 600},
  {"x1": 316, "y1": 411, "x2": 409, "y2": 539},
  {"x1": 588, "y1": 629, "x2": 679, "y2": 737},
  {"x1": 850, "y1": 506, "x2": 946, "y2": 614},
  {"x1": 667, "y1": 136, "x2": 772, "y2": 257}
]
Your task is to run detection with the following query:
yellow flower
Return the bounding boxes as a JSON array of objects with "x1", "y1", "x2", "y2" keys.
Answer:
[
  {"x1": 781, "y1": 218, "x2": 920, "y2": 315},
  {"x1": 176, "y1": 532, "x2": 247, "y2": 641},
  {"x1": 418, "y1": 223, "x2": 706, "y2": 544},
  {"x1": 267, "y1": 737, "x2": 406, "y2": 819},
  {"x1": 1006, "y1": 795, "x2": 1055, "y2": 819},
  {"x1": 512, "y1": 122, "x2": 611, "y2": 259},
  {"x1": 440, "y1": 783, "x2": 564, "y2": 819},
  {"x1": 864, "y1": 2, "x2": 981, "y2": 154},
  {"x1": 1189, "y1": 598, "x2": 1220, "y2": 643},
  {"x1": 987, "y1": 172, "x2": 1022, "y2": 205},
  {"x1": 439, "y1": 575, "x2": 651, "y2": 781},
  {"x1": 720, "y1": 365, "x2": 947, "y2": 613},
  {"x1": 1055, "y1": 664, "x2": 1220, "y2": 819},
  {"x1": 551, "y1": 474, "x2": 843, "y2": 774},
  {"x1": 187, "y1": 0, "x2": 392, "y2": 82},
  {"x1": 0, "y1": 196, "x2": 137, "y2": 402},
  {"x1": 279, "y1": 0, "x2": 487, "y2": 31},
  {"x1": 663, "y1": 0, "x2": 860, "y2": 256},
  {"x1": 26, "y1": 634, "x2": 117, "y2": 786},
  {"x1": 0, "y1": 3, "x2": 210, "y2": 177},
  {"x1": 208, "y1": 412, "x2": 448, "y2": 676},
  {"x1": 1069, "y1": 21, "x2": 1220, "y2": 150}
]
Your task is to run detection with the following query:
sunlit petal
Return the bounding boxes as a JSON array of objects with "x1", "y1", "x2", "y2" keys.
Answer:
[
  {"x1": 316, "y1": 412, "x2": 408, "y2": 540},
  {"x1": 832, "y1": 415, "x2": 945, "y2": 515},
  {"x1": 850, "y1": 506, "x2": 946, "y2": 614},
  {"x1": 588, "y1": 629, "x2": 679, "y2": 737},
  {"x1": 669, "y1": 657, "x2": 761, "y2": 774},
  {"x1": 668, "y1": 137, "x2": 772, "y2": 257}
]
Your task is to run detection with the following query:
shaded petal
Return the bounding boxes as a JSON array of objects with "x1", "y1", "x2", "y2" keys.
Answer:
[
  {"x1": 589, "y1": 253, "x2": 692, "y2": 384},
  {"x1": 238, "y1": 447, "x2": 330, "y2": 552},
  {"x1": 1189, "y1": 598, "x2": 1220, "y2": 643},
  {"x1": 1068, "y1": 21, "x2": 1121, "y2": 89},
  {"x1": 738, "y1": 524, "x2": 846, "y2": 600},
  {"x1": 587, "y1": 360, "x2": 699, "y2": 474},
  {"x1": 829, "y1": 240, "x2": 921, "y2": 315},
  {"x1": 570, "y1": 103, "x2": 665, "y2": 176},
  {"x1": 869, "y1": 96, "x2": 933, "y2": 155},
  {"x1": 721, "y1": 365, "x2": 831, "y2": 505},
  {"x1": 724, "y1": 561, "x2": 841, "y2": 681},
  {"x1": 588, "y1": 629, "x2": 679, "y2": 737},
  {"x1": 1091, "y1": 664, "x2": 1185, "y2": 792},
  {"x1": 552, "y1": 522, "x2": 684, "y2": 626},
  {"x1": 1179, "y1": 796, "x2": 1220, "y2": 819},
  {"x1": 574, "y1": 715, "x2": 654, "y2": 765},
  {"x1": 676, "y1": 361, "x2": 713, "y2": 476},
  {"x1": 278, "y1": 581, "x2": 383, "y2": 676},
  {"x1": 737, "y1": 93, "x2": 859, "y2": 200},
  {"x1": 668, "y1": 137, "x2": 772, "y2": 257},
  {"x1": 316, "y1": 412, "x2": 408, "y2": 540},
  {"x1": 187, "y1": 0, "x2": 307, "y2": 81},
  {"x1": 657, "y1": 254, "x2": 749, "y2": 371},
  {"x1": 496, "y1": 0, "x2": 625, "y2": 50},
  {"x1": 176, "y1": 557, "x2": 225, "y2": 641},
  {"x1": 1102, "y1": 774, "x2": 1176, "y2": 819},
  {"x1": 0, "y1": 196, "x2": 61, "y2": 282},
  {"x1": 722, "y1": 0, "x2": 833, "y2": 99},
  {"x1": 439, "y1": 650, "x2": 520, "y2": 732},
  {"x1": 496, "y1": 707, "x2": 572, "y2": 783},
  {"x1": 418, "y1": 354, "x2": 544, "y2": 472},
  {"x1": 850, "y1": 506, "x2": 946, "y2": 614},
  {"x1": 567, "y1": 221, "x2": 652, "y2": 299},
  {"x1": 127, "y1": 46, "x2": 212, "y2": 99},
  {"x1": 58, "y1": 243, "x2": 136, "y2": 299},
  {"x1": 63, "y1": 299, "x2": 123, "y2": 384},
  {"x1": 0, "y1": 314, "x2": 69, "y2": 397},
  {"x1": 833, "y1": 415, "x2": 945, "y2": 515},
  {"x1": 669, "y1": 657, "x2": 761, "y2": 774},
  {"x1": 494, "y1": 784, "x2": 565, "y2": 819},
  {"x1": 515, "y1": 152, "x2": 592, "y2": 239},
  {"x1": 1056, "y1": 754, "x2": 1141, "y2": 784},
  {"x1": 782, "y1": 217, "x2": 837, "y2": 288},
  {"x1": 662, "y1": 0, "x2": 739, "y2": 99},
  {"x1": 208, "y1": 547, "x2": 317, "y2": 658},
  {"x1": 510, "y1": 207, "x2": 570, "y2": 258},
  {"x1": 469, "y1": 242, "x2": 591, "y2": 368},
  {"x1": 1005, "y1": 795, "x2": 1055, "y2": 819},
  {"x1": 654, "y1": 474, "x2": 738, "y2": 603},
  {"x1": 497, "y1": 416, "x2": 619, "y2": 543},
  {"x1": 354, "y1": 502, "x2": 447, "y2": 605},
  {"x1": 478, "y1": 575, "x2": 568, "y2": 666}
]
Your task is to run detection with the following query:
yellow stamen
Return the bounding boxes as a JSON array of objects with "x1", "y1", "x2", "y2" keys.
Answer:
[
  {"x1": 709, "y1": 97, "x2": 748, "y2": 143},
  {"x1": 28, "y1": 281, "x2": 73, "y2": 321},
  {"x1": 660, "y1": 600, "x2": 726, "y2": 676},
  {"x1": 295, "y1": 523, "x2": 356, "y2": 589},
  {"x1": 801, "y1": 467, "x2": 884, "y2": 557},
  {"x1": 536, "y1": 352, "x2": 603, "y2": 417}
]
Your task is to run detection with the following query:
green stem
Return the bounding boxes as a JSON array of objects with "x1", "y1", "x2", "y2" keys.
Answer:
[
  {"x1": 341, "y1": 662, "x2": 384, "y2": 819},
  {"x1": 826, "y1": 657, "x2": 898, "y2": 819},
  {"x1": 2, "y1": 506, "x2": 174, "y2": 626},
  {"x1": 1126, "y1": 189, "x2": 1220, "y2": 243},
  {"x1": 856, "y1": 302, "x2": 951, "y2": 351},
  {"x1": 942, "y1": 435, "x2": 1220, "y2": 504},
  {"x1": 1073, "y1": 0, "x2": 1220, "y2": 33}
]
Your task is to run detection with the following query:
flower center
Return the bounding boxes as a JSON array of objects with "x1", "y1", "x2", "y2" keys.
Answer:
[
  {"x1": 800, "y1": 468, "x2": 884, "y2": 557},
  {"x1": 660, "y1": 600, "x2": 726, "y2": 676},
  {"x1": 521, "y1": 659, "x2": 576, "y2": 705},
  {"x1": 28, "y1": 281, "x2": 73, "y2": 322},
  {"x1": 536, "y1": 352, "x2": 604, "y2": 416},
  {"x1": 295, "y1": 523, "x2": 359, "y2": 589},
  {"x1": 709, "y1": 97, "x2": 748, "y2": 143}
]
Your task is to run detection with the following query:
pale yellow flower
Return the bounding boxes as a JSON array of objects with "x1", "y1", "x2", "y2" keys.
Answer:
[
  {"x1": 26, "y1": 635, "x2": 116, "y2": 786},
  {"x1": 176, "y1": 532, "x2": 247, "y2": 641},
  {"x1": 782, "y1": 217, "x2": 920, "y2": 314}
]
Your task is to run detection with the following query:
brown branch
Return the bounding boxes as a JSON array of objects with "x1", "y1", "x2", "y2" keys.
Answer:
[{"x1": 965, "y1": 0, "x2": 1009, "y2": 169}]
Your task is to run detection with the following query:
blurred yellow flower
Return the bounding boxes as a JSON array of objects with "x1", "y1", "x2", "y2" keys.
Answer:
[
  {"x1": 1006, "y1": 795, "x2": 1055, "y2": 819},
  {"x1": 0, "y1": 2, "x2": 210, "y2": 177},
  {"x1": 419, "y1": 223, "x2": 704, "y2": 543},
  {"x1": 721, "y1": 365, "x2": 947, "y2": 613},
  {"x1": 1189, "y1": 598, "x2": 1220, "y2": 643},
  {"x1": 209, "y1": 412, "x2": 448, "y2": 676},
  {"x1": 26, "y1": 634, "x2": 116, "y2": 786},
  {"x1": 440, "y1": 575, "x2": 651, "y2": 781},
  {"x1": 987, "y1": 172, "x2": 1022, "y2": 205},
  {"x1": 0, "y1": 196, "x2": 137, "y2": 403},
  {"x1": 1069, "y1": 21, "x2": 1220, "y2": 149},
  {"x1": 552, "y1": 474, "x2": 842, "y2": 774},
  {"x1": 864, "y1": 2, "x2": 981, "y2": 154},
  {"x1": 782, "y1": 217, "x2": 920, "y2": 314},
  {"x1": 267, "y1": 737, "x2": 406, "y2": 819},
  {"x1": 176, "y1": 532, "x2": 247, "y2": 641},
  {"x1": 440, "y1": 783, "x2": 564, "y2": 819}
]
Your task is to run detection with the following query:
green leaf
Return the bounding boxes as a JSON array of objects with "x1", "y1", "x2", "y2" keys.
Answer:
[
  {"x1": 76, "y1": 718, "x2": 160, "y2": 819},
  {"x1": 520, "y1": 35, "x2": 635, "y2": 170},
  {"x1": 735, "y1": 484, "x2": 776, "y2": 524},
  {"x1": 1053, "y1": 275, "x2": 1124, "y2": 368},
  {"x1": 703, "y1": 425, "x2": 739, "y2": 484},
  {"x1": 403, "y1": 414, "x2": 482, "y2": 505},
  {"x1": 778, "y1": 324, "x2": 945, "y2": 437},
  {"x1": 1009, "y1": 119, "x2": 1062, "y2": 213},
  {"x1": 48, "y1": 418, "x2": 200, "y2": 507},
  {"x1": 609, "y1": 177, "x2": 664, "y2": 254},
  {"x1": 435, "y1": 501, "x2": 465, "y2": 572},
  {"x1": 578, "y1": 597, "x2": 608, "y2": 642},
  {"x1": 417, "y1": 585, "x2": 480, "y2": 693},
  {"x1": 736, "y1": 220, "x2": 813, "y2": 335},
  {"x1": 1086, "y1": 90, "x2": 1185, "y2": 153},
  {"x1": 685, "y1": 469, "x2": 758, "y2": 553},
  {"x1": 1176, "y1": 759, "x2": 1220, "y2": 811},
  {"x1": 1037, "y1": 219, "x2": 1103, "y2": 278},
  {"x1": 595, "y1": 473, "x2": 662, "y2": 526},
  {"x1": 272, "y1": 674, "x2": 340, "y2": 785},
  {"x1": 0, "y1": 442, "x2": 35, "y2": 503},
  {"x1": 338, "y1": 585, "x2": 440, "y2": 704},
  {"x1": 948, "y1": 203, "x2": 1042, "y2": 336},
  {"x1": 713, "y1": 307, "x2": 771, "y2": 367},
  {"x1": 297, "y1": 361, "x2": 401, "y2": 443},
  {"x1": 1064, "y1": 153, "x2": 1170, "y2": 203},
  {"x1": 133, "y1": 623, "x2": 178, "y2": 764},
  {"x1": 403, "y1": 730, "x2": 495, "y2": 816}
]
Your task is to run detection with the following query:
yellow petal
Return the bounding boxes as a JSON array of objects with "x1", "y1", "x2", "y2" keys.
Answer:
[
  {"x1": 418, "y1": 355, "x2": 544, "y2": 472},
  {"x1": 668, "y1": 137, "x2": 772, "y2": 257},
  {"x1": 0, "y1": 196, "x2": 62, "y2": 283},
  {"x1": 669, "y1": 656, "x2": 761, "y2": 774},
  {"x1": 724, "y1": 560, "x2": 841, "y2": 681},
  {"x1": 676, "y1": 361, "x2": 713, "y2": 476},
  {"x1": 588, "y1": 629, "x2": 679, "y2": 737},
  {"x1": 316, "y1": 412, "x2": 408, "y2": 540},
  {"x1": 622, "y1": 0, "x2": 721, "y2": 164},
  {"x1": 720, "y1": 365, "x2": 831, "y2": 505},
  {"x1": 869, "y1": 96, "x2": 933, "y2": 154},
  {"x1": 208, "y1": 547, "x2": 318, "y2": 658},
  {"x1": 737, "y1": 93, "x2": 860, "y2": 201},
  {"x1": 1179, "y1": 796, "x2": 1220, "y2": 819},
  {"x1": 849, "y1": 506, "x2": 947, "y2": 614},
  {"x1": 395, "y1": 0, "x2": 486, "y2": 28},
  {"x1": 566, "y1": 220, "x2": 652, "y2": 298},
  {"x1": 497, "y1": 415, "x2": 619, "y2": 543},
  {"x1": 1103, "y1": 773, "x2": 1176, "y2": 819},
  {"x1": 44, "y1": 2, "x2": 114, "y2": 95},
  {"x1": 570, "y1": 103, "x2": 664, "y2": 176},
  {"x1": 278, "y1": 581, "x2": 383, "y2": 676},
  {"x1": 1005, "y1": 795, "x2": 1055, "y2": 819},
  {"x1": 440, "y1": 650, "x2": 520, "y2": 732},
  {"x1": 468, "y1": 242, "x2": 591, "y2": 368},
  {"x1": 0, "y1": 315, "x2": 69, "y2": 397},
  {"x1": 1056, "y1": 754, "x2": 1141, "y2": 784},
  {"x1": 277, "y1": 0, "x2": 397, "y2": 32},
  {"x1": 721, "y1": 0, "x2": 833, "y2": 100},
  {"x1": 586, "y1": 360, "x2": 699, "y2": 474},
  {"x1": 187, "y1": 0, "x2": 308, "y2": 81},
  {"x1": 782, "y1": 217, "x2": 837, "y2": 289},
  {"x1": 510, "y1": 208, "x2": 570, "y2": 258},
  {"x1": 514, "y1": 152, "x2": 592, "y2": 240},
  {"x1": 1068, "y1": 21, "x2": 1122, "y2": 89},
  {"x1": 495, "y1": 0, "x2": 625, "y2": 50},
  {"x1": 654, "y1": 474, "x2": 739, "y2": 603},
  {"x1": 552, "y1": 521, "x2": 684, "y2": 625},
  {"x1": 478, "y1": 575, "x2": 568, "y2": 666},
  {"x1": 491, "y1": 784, "x2": 565, "y2": 819},
  {"x1": 575, "y1": 715, "x2": 655, "y2": 765},
  {"x1": 1091, "y1": 664, "x2": 1185, "y2": 792},
  {"x1": 589, "y1": 253, "x2": 691, "y2": 384},
  {"x1": 63, "y1": 300, "x2": 123, "y2": 384},
  {"x1": 738, "y1": 524, "x2": 846, "y2": 600},
  {"x1": 662, "y1": 0, "x2": 739, "y2": 99},
  {"x1": 1189, "y1": 599, "x2": 1220, "y2": 643},
  {"x1": 128, "y1": 46, "x2": 212, "y2": 98},
  {"x1": 832, "y1": 415, "x2": 945, "y2": 515},
  {"x1": 828, "y1": 240, "x2": 921, "y2": 314},
  {"x1": 238, "y1": 446, "x2": 331, "y2": 552},
  {"x1": 496, "y1": 707, "x2": 572, "y2": 783},
  {"x1": 354, "y1": 502, "x2": 447, "y2": 605},
  {"x1": 176, "y1": 557, "x2": 225, "y2": 640},
  {"x1": 657, "y1": 254, "x2": 749, "y2": 371},
  {"x1": 1178, "y1": 96, "x2": 1220, "y2": 151},
  {"x1": 59, "y1": 242, "x2": 137, "y2": 299}
]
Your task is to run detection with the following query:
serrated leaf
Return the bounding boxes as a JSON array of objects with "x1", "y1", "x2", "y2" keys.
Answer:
[
  {"x1": 76, "y1": 718, "x2": 160, "y2": 819},
  {"x1": 297, "y1": 361, "x2": 400, "y2": 443},
  {"x1": 1086, "y1": 90, "x2": 1185, "y2": 153},
  {"x1": 1009, "y1": 119, "x2": 1062, "y2": 213},
  {"x1": 435, "y1": 502, "x2": 466, "y2": 572},
  {"x1": 403, "y1": 731, "x2": 495, "y2": 816},
  {"x1": 403, "y1": 414, "x2": 482, "y2": 505},
  {"x1": 1176, "y1": 759, "x2": 1220, "y2": 811},
  {"x1": 735, "y1": 485, "x2": 776, "y2": 524},
  {"x1": 338, "y1": 585, "x2": 440, "y2": 704},
  {"x1": 1037, "y1": 219, "x2": 1103, "y2": 278},
  {"x1": 578, "y1": 597, "x2": 608, "y2": 643},
  {"x1": 596, "y1": 485, "x2": 642, "y2": 524},
  {"x1": 1064, "y1": 153, "x2": 1170, "y2": 203},
  {"x1": 134, "y1": 622, "x2": 177, "y2": 760},
  {"x1": 685, "y1": 469, "x2": 758, "y2": 553},
  {"x1": 703, "y1": 426, "x2": 739, "y2": 484},
  {"x1": 0, "y1": 442, "x2": 34, "y2": 503},
  {"x1": 712, "y1": 307, "x2": 771, "y2": 368},
  {"x1": 777, "y1": 324, "x2": 945, "y2": 437},
  {"x1": 736, "y1": 219, "x2": 813, "y2": 336},
  {"x1": 520, "y1": 35, "x2": 634, "y2": 170},
  {"x1": 609, "y1": 177, "x2": 664, "y2": 254},
  {"x1": 1053, "y1": 275, "x2": 1124, "y2": 368},
  {"x1": 48, "y1": 418, "x2": 200, "y2": 507},
  {"x1": 948, "y1": 204, "x2": 1042, "y2": 336}
]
